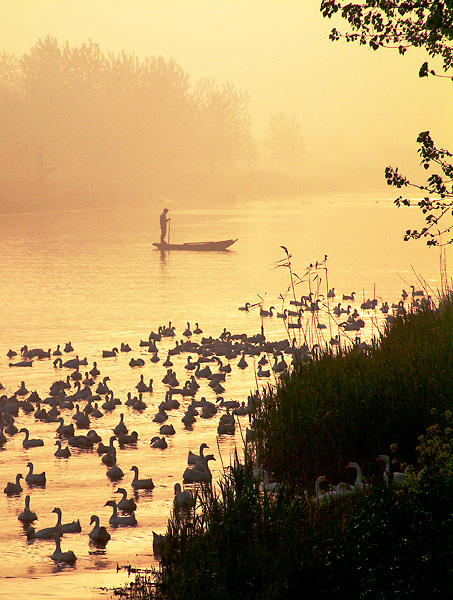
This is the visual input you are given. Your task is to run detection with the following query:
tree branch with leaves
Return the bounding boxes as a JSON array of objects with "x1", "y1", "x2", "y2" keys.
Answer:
[{"x1": 320, "y1": 0, "x2": 453, "y2": 246}]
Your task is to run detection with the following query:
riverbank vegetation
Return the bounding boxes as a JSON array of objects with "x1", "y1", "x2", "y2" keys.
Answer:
[{"x1": 117, "y1": 290, "x2": 453, "y2": 599}]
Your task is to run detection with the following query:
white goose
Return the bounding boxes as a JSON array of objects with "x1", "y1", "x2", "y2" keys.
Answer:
[
  {"x1": 377, "y1": 454, "x2": 407, "y2": 487},
  {"x1": 347, "y1": 461, "x2": 367, "y2": 490},
  {"x1": 261, "y1": 470, "x2": 280, "y2": 493},
  {"x1": 313, "y1": 475, "x2": 337, "y2": 504}
]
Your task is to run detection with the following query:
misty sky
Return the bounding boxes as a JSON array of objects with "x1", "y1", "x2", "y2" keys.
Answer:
[{"x1": 2, "y1": 0, "x2": 451, "y2": 191}]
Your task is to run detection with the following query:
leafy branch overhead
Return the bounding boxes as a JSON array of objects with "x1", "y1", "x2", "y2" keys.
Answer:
[
  {"x1": 320, "y1": 0, "x2": 453, "y2": 77},
  {"x1": 320, "y1": 1, "x2": 453, "y2": 246},
  {"x1": 387, "y1": 132, "x2": 453, "y2": 246}
]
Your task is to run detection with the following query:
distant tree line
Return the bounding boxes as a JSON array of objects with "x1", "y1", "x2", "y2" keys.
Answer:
[{"x1": 0, "y1": 36, "x2": 304, "y2": 209}]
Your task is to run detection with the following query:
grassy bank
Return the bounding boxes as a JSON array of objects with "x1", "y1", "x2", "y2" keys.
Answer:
[{"x1": 118, "y1": 293, "x2": 453, "y2": 599}]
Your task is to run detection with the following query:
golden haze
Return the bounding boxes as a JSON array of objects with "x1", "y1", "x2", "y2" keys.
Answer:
[{"x1": 0, "y1": 0, "x2": 451, "y2": 210}]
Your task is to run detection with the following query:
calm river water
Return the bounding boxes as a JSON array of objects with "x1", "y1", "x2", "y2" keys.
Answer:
[{"x1": 0, "y1": 193, "x2": 449, "y2": 599}]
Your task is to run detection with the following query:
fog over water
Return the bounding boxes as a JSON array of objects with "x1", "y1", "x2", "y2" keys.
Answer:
[{"x1": 0, "y1": 1, "x2": 451, "y2": 213}]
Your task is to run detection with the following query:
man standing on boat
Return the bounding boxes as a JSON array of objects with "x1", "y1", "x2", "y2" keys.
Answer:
[{"x1": 160, "y1": 208, "x2": 170, "y2": 245}]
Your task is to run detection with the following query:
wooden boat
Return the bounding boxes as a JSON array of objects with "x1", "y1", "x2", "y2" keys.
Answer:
[{"x1": 153, "y1": 239, "x2": 237, "y2": 252}]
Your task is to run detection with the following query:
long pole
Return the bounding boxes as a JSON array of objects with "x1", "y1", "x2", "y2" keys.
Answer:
[{"x1": 167, "y1": 218, "x2": 171, "y2": 245}]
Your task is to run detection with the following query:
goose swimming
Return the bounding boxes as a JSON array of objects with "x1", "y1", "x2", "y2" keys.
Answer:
[
  {"x1": 101, "y1": 438, "x2": 118, "y2": 466},
  {"x1": 102, "y1": 348, "x2": 118, "y2": 358},
  {"x1": 159, "y1": 424, "x2": 175, "y2": 436},
  {"x1": 113, "y1": 413, "x2": 128, "y2": 436},
  {"x1": 51, "y1": 532, "x2": 77, "y2": 563},
  {"x1": 129, "y1": 357, "x2": 145, "y2": 367},
  {"x1": 52, "y1": 506, "x2": 81, "y2": 533},
  {"x1": 27, "y1": 521, "x2": 60, "y2": 539},
  {"x1": 130, "y1": 465, "x2": 155, "y2": 490},
  {"x1": 25, "y1": 462, "x2": 46, "y2": 486},
  {"x1": 68, "y1": 433, "x2": 95, "y2": 449},
  {"x1": 117, "y1": 430, "x2": 139, "y2": 445},
  {"x1": 238, "y1": 302, "x2": 251, "y2": 312},
  {"x1": 153, "y1": 406, "x2": 168, "y2": 423},
  {"x1": 4, "y1": 473, "x2": 23, "y2": 495},
  {"x1": 237, "y1": 352, "x2": 248, "y2": 369},
  {"x1": 136, "y1": 375, "x2": 153, "y2": 392},
  {"x1": 18, "y1": 494, "x2": 37, "y2": 522},
  {"x1": 19, "y1": 428, "x2": 44, "y2": 448},
  {"x1": 105, "y1": 500, "x2": 137, "y2": 526},
  {"x1": 115, "y1": 487, "x2": 137, "y2": 513},
  {"x1": 188, "y1": 443, "x2": 208, "y2": 465},
  {"x1": 54, "y1": 440, "x2": 71, "y2": 458},
  {"x1": 173, "y1": 483, "x2": 196, "y2": 511},
  {"x1": 106, "y1": 461, "x2": 124, "y2": 481},
  {"x1": 259, "y1": 306, "x2": 275, "y2": 317},
  {"x1": 183, "y1": 454, "x2": 216, "y2": 484},
  {"x1": 96, "y1": 376, "x2": 111, "y2": 395},
  {"x1": 89, "y1": 514, "x2": 111, "y2": 545},
  {"x1": 150, "y1": 436, "x2": 167, "y2": 449},
  {"x1": 342, "y1": 292, "x2": 355, "y2": 301},
  {"x1": 89, "y1": 361, "x2": 100, "y2": 376}
]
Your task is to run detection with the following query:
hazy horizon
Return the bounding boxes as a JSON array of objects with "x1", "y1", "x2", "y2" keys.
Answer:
[{"x1": 1, "y1": 0, "x2": 451, "y2": 202}]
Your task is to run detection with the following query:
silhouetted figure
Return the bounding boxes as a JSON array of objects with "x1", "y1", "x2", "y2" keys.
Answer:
[{"x1": 160, "y1": 208, "x2": 170, "y2": 244}]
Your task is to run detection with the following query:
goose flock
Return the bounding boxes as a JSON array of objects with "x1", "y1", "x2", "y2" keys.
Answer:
[
  {"x1": 0, "y1": 318, "x2": 289, "y2": 570},
  {"x1": 0, "y1": 287, "x2": 430, "y2": 577}
]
